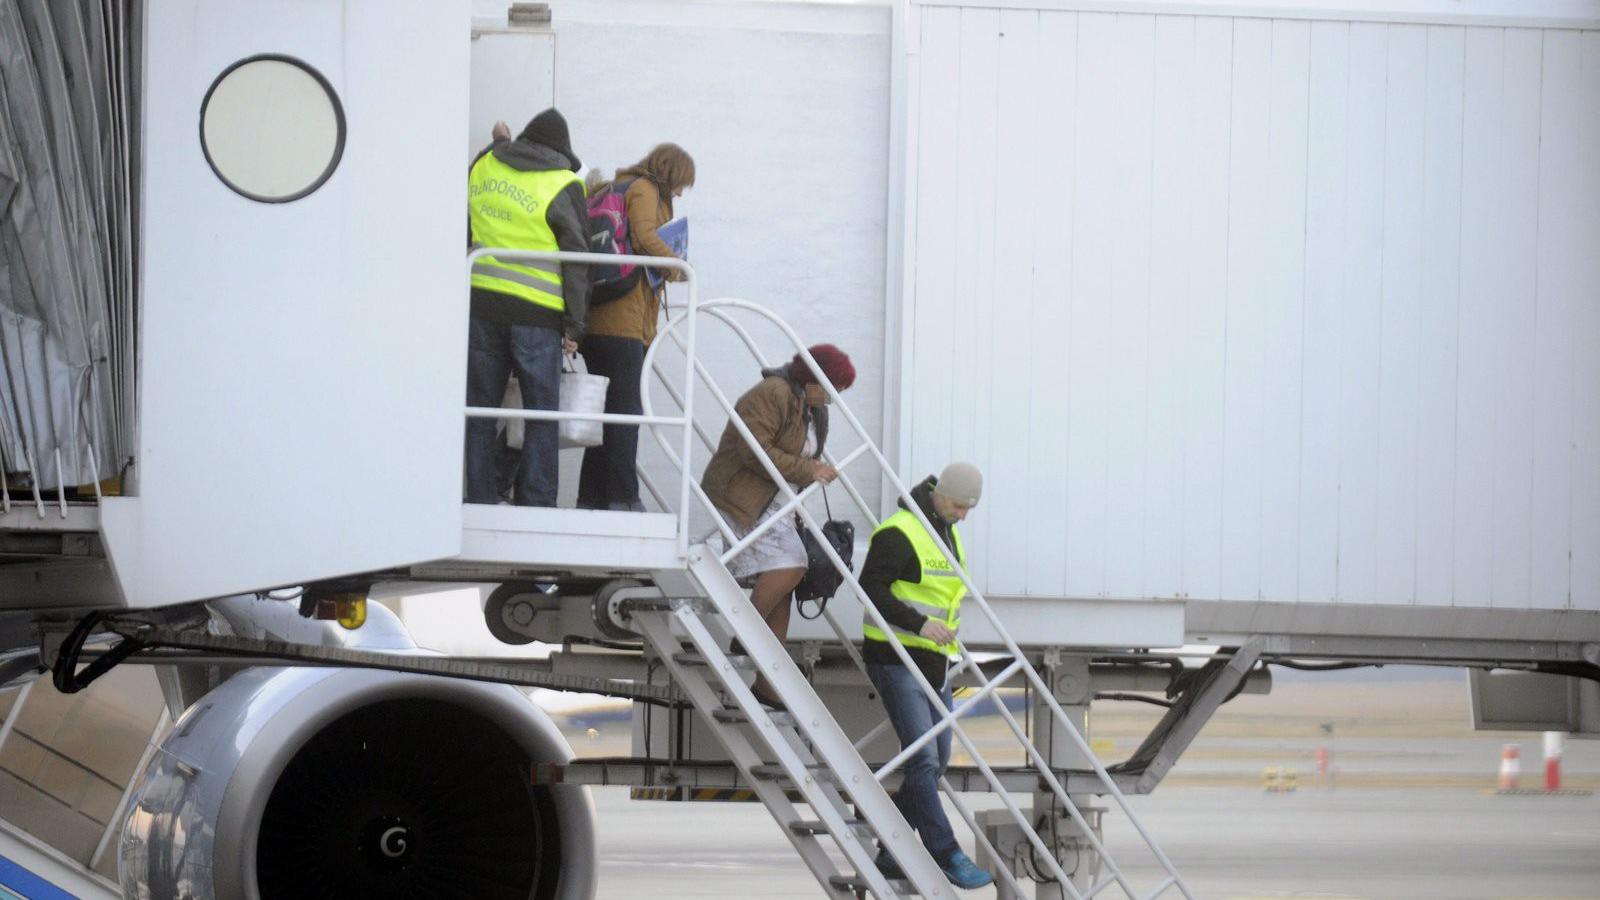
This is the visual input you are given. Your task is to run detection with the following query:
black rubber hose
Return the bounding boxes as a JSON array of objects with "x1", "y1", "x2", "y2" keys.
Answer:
[{"x1": 51, "y1": 611, "x2": 145, "y2": 694}]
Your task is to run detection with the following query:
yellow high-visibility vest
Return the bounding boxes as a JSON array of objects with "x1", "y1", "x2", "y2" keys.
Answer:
[
  {"x1": 468, "y1": 153, "x2": 584, "y2": 312},
  {"x1": 862, "y1": 508, "x2": 966, "y2": 657}
]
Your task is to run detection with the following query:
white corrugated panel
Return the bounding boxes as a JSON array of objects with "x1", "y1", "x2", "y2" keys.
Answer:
[{"x1": 897, "y1": 0, "x2": 1600, "y2": 609}]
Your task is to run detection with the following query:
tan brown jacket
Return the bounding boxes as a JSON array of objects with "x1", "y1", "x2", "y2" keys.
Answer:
[
  {"x1": 587, "y1": 177, "x2": 675, "y2": 344},
  {"x1": 700, "y1": 375, "x2": 817, "y2": 531}
]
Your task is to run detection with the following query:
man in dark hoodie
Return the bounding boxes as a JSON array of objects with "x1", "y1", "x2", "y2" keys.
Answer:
[
  {"x1": 859, "y1": 461, "x2": 995, "y2": 890},
  {"x1": 464, "y1": 108, "x2": 590, "y2": 506}
]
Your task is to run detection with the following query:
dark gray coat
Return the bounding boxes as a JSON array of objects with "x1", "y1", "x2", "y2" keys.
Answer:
[{"x1": 467, "y1": 139, "x2": 590, "y2": 338}]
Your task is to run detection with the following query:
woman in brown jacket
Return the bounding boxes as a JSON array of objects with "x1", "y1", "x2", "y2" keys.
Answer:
[
  {"x1": 701, "y1": 345, "x2": 856, "y2": 707},
  {"x1": 578, "y1": 143, "x2": 695, "y2": 511}
]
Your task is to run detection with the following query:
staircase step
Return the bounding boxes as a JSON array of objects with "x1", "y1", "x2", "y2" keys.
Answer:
[
  {"x1": 673, "y1": 650, "x2": 756, "y2": 671},
  {"x1": 618, "y1": 596, "x2": 715, "y2": 615},
  {"x1": 751, "y1": 762, "x2": 835, "y2": 783},
  {"x1": 712, "y1": 706, "x2": 798, "y2": 728},
  {"x1": 788, "y1": 818, "x2": 867, "y2": 837},
  {"x1": 828, "y1": 873, "x2": 915, "y2": 895}
]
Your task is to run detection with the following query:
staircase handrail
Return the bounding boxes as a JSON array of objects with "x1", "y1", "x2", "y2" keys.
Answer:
[
  {"x1": 462, "y1": 246, "x2": 699, "y2": 557},
  {"x1": 639, "y1": 298, "x2": 1192, "y2": 898},
  {"x1": 640, "y1": 300, "x2": 1098, "y2": 893}
]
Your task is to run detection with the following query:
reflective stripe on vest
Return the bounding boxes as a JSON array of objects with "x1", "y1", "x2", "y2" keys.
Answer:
[
  {"x1": 467, "y1": 154, "x2": 583, "y2": 312},
  {"x1": 862, "y1": 508, "x2": 966, "y2": 658}
]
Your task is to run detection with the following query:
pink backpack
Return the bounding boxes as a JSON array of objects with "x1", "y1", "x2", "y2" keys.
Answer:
[{"x1": 586, "y1": 178, "x2": 643, "y2": 304}]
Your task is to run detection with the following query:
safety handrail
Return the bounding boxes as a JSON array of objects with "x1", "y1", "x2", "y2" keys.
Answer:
[
  {"x1": 637, "y1": 313, "x2": 1039, "y2": 895},
  {"x1": 641, "y1": 302, "x2": 1080, "y2": 895},
  {"x1": 640, "y1": 301, "x2": 1075, "y2": 890},
  {"x1": 638, "y1": 297, "x2": 1194, "y2": 899},
  {"x1": 639, "y1": 302, "x2": 1078, "y2": 893},
  {"x1": 461, "y1": 247, "x2": 699, "y2": 556},
  {"x1": 873, "y1": 657, "x2": 1025, "y2": 781}
]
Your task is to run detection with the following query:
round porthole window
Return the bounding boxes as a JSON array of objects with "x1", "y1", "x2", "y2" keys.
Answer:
[{"x1": 200, "y1": 55, "x2": 345, "y2": 203}]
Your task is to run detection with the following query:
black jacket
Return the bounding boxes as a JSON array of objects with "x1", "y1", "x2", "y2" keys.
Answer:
[
  {"x1": 467, "y1": 139, "x2": 590, "y2": 339},
  {"x1": 860, "y1": 475, "x2": 962, "y2": 689}
]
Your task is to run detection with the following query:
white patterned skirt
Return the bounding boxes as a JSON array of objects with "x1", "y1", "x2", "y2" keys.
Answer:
[{"x1": 718, "y1": 499, "x2": 808, "y2": 580}]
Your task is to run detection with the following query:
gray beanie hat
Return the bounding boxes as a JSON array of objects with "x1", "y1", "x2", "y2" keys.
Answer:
[{"x1": 933, "y1": 461, "x2": 982, "y2": 506}]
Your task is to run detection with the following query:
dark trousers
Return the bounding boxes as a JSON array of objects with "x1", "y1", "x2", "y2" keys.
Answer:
[
  {"x1": 464, "y1": 317, "x2": 559, "y2": 506},
  {"x1": 577, "y1": 334, "x2": 645, "y2": 510}
]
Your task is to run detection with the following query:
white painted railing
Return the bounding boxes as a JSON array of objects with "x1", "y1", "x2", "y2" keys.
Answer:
[
  {"x1": 461, "y1": 247, "x2": 700, "y2": 556},
  {"x1": 640, "y1": 298, "x2": 1194, "y2": 900},
  {"x1": 457, "y1": 251, "x2": 1189, "y2": 895}
]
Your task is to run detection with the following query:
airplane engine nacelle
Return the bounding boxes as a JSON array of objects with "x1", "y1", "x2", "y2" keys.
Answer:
[{"x1": 117, "y1": 664, "x2": 595, "y2": 900}]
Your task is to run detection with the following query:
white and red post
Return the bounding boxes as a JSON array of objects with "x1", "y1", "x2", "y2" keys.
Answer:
[{"x1": 1544, "y1": 731, "x2": 1564, "y2": 792}]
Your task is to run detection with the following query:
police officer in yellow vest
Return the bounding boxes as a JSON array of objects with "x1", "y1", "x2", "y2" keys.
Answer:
[
  {"x1": 860, "y1": 462, "x2": 996, "y2": 890},
  {"x1": 465, "y1": 108, "x2": 590, "y2": 506}
]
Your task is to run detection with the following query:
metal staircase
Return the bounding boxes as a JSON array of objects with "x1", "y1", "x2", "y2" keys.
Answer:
[
  {"x1": 624, "y1": 559, "x2": 951, "y2": 899},
  {"x1": 465, "y1": 249, "x2": 1192, "y2": 899},
  {"x1": 631, "y1": 301, "x2": 1192, "y2": 898}
]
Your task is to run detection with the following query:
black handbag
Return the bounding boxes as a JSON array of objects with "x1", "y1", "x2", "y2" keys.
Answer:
[{"x1": 793, "y1": 487, "x2": 854, "y2": 619}]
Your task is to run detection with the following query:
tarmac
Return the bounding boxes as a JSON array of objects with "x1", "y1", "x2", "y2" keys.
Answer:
[
  {"x1": 589, "y1": 784, "x2": 1600, "y2": 899},
  {"x1": 578, "y1": 676, "x2": 1600, "y2": 899}
]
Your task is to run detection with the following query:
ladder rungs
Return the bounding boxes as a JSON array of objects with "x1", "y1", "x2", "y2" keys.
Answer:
[
  {"x1": 673, "y1": 650, "x2": 755, "y2": 671},
  {"x1": 788, "y1": 818, "x2": 866, "y2": 836}
]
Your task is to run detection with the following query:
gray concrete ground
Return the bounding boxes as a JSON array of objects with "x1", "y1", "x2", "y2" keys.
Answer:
[
  {"x1": 590, "y1": 784, "x2": 1600, "y2": 899},
  {"x1": 582, "y1": 677, "x2": 1600, "y2": 899}
]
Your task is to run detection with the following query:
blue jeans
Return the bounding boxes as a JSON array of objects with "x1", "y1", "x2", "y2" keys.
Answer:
[
  {"x1": 464, "y1": 318, "x2": 559, "y2": 506},
  {"x1": 867, "y1": 661, "x2": 959, "y2": 865}
]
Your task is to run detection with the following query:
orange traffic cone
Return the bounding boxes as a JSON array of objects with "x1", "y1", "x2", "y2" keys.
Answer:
[{"x1": 1498, "y1": 743, "x2": 1521, "y2": 792}]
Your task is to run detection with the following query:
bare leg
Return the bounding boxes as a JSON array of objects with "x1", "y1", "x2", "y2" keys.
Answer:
[{"x1": 749, "y1": 566, "x2": 805, "y2": 703}]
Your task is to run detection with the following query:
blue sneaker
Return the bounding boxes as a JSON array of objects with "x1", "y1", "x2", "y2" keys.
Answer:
[
  {"x1": 873, "y1": 848, "x2": 904, "y2": 879},
  {"x1": 941, "y1": 851, "x2": 995, "y2": 890}
]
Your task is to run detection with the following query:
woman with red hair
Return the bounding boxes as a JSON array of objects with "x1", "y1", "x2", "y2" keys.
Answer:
[{"x1": 701, "y1": 344, "x2": 856, "y2": 708}]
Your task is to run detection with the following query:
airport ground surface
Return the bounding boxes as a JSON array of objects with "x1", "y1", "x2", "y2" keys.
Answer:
[
  {"x1": 589, "y1": 784, "x2": 1599, "y2": 899},
  {"x1": 570, "y1": 676, "x2": 1600, "y2": 899}
]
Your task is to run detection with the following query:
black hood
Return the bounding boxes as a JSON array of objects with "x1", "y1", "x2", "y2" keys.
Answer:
[
  {"x1": 506, "y1": 108, "x2": 581, "y2": 171},
  {"x1": 899, "y1": 476, "x2": 944, "y2": 525}
]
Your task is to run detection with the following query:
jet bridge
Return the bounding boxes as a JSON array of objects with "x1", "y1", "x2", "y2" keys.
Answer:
[{"x1": 2, "y1": 0, "x2": 1599, "y2": 896}]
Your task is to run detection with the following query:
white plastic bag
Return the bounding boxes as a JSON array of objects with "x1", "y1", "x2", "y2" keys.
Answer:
[
  {"x1": 500, "y1": 379, "x2": 524, "y2": 450},
  {"x1": 498, "y1": 358, "x2": 610, "y2": 450},
  {"x1": 559, "y1": 359, "x2": 609, "y2": 449}
]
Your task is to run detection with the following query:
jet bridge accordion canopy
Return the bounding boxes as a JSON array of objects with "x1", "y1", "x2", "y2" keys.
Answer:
[{"x1": 0, "y1": 0, "x2": 141, "y2": 492}]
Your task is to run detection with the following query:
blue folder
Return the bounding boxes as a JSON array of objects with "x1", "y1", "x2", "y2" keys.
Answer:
[{"x1": 647, "y1": 217, "x2": 688, "y2": 288}]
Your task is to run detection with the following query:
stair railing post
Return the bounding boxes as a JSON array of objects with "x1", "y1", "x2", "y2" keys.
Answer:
[{"x1": 675, "y1": 263, "x2": 699, "y2": 559}]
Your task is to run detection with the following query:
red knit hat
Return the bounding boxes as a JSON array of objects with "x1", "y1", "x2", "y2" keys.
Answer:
[{"x1": 792, "y1": 344, "x2": 856, "y2": 390}]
